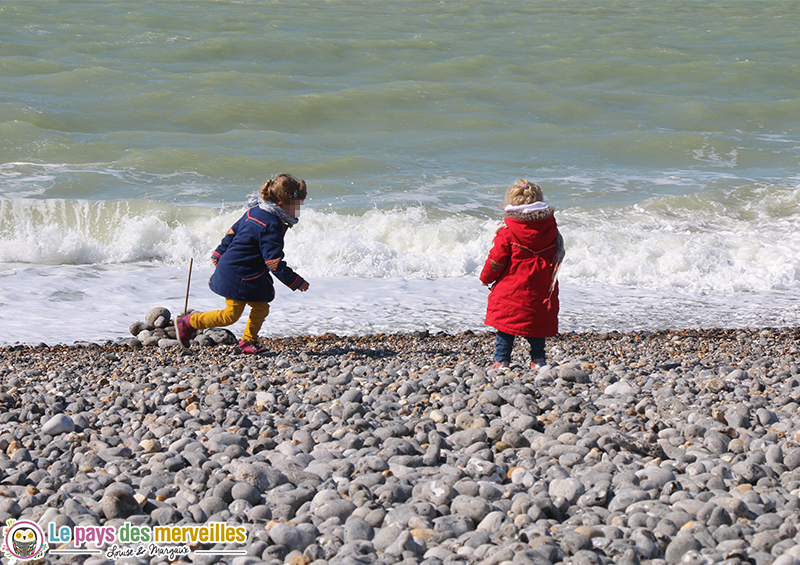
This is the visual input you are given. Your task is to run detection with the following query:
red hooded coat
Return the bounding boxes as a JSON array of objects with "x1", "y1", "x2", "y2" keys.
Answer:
[{"x1": 479, "y1": 208, "x2": 560, "y2": 337}]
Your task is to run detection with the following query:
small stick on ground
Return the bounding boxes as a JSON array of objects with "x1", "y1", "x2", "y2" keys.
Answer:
[{"x1": 183, "y1": 257, "x2": 193, "y2": 315}]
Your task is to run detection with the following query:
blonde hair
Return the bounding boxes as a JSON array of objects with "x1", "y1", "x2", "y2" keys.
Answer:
[
  {"x1": 260, "y1": 173, "x2": 307, "y2": 204},
  {"x1": 505, "y1": 179, "x2": 544, "y2": 207}
]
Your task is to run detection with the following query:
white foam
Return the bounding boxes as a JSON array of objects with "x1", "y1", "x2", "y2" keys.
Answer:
[
  {"x1": 2, "y1": 265, "x2": 799, "y2": 346},
  {"x1": 0, "y1": 265, "x2": 490, "y2": 345},
  {"x1": 7, "y1": 190, "x2": 800, "y2": 297},
  {"x1": 559, "y1": 185, "x2": 800, "y2": 294},
  {"x1": 0, "y1": 198, "x2": 235, "y2": 264},
  {"x1": 3, "y1": 185, "x2": 800, "y2": 344},
  {"x1": 287, "y1": 208, "x2": 494, "y2": 278}
]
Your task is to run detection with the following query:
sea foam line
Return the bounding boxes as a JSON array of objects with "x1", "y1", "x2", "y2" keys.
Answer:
[{"x1": 2, "y1": 187, "x2": 800, "y2": 295}]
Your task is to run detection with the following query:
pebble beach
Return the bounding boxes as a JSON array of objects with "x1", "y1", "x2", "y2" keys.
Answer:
[{"x1": 3, "y1": 327, "x2": 800, "y2": 565}]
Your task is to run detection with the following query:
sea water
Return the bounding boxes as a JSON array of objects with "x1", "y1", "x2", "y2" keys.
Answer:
[{"x1": 2, "y1": 0, "x2": 799, "y2": 345}]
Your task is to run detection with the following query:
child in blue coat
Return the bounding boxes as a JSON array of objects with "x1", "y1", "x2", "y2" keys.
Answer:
[{"x1": 175, "y1": 173, "x2": 309, "y2": 354}]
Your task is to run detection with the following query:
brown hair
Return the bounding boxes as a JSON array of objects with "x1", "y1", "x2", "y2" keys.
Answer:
[
  {"x1": 505, "y1": 179, "x2": 544, "y2": 207},
  {"x1": 260, "y1": 173, "x2": 307, "y2": 204}
]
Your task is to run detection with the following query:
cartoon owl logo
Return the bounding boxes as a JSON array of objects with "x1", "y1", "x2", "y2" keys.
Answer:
[
  {"x1": 2, "y1": 519, "x2": 47, "y2": 562},
  {"x1": 12, "y1": 527, "x2": 36, "y2": 557}
]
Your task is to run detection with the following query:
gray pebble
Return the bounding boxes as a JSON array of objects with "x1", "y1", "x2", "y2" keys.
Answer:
[
  {"x1": 344, "y1": 516, "x2": 374, "y2": 543},
  {"x1": 41, "y1": 413, "x2": 75, "y2": 435},
  {"x1": 450, "y1": 495, "x2": 491, "y2": 525},
  {"x1": 269, "y1": 522, "x2": 316, "y2": 552},
  {"x1": 664, "y1": 532, "x2": 703, "y2": 563},
  {"x1": 232, "y1": 482, "x2": 262, "y2": 505},
  {"x1": 100, "y1": 483, "x2": 141, "y2": 520}
]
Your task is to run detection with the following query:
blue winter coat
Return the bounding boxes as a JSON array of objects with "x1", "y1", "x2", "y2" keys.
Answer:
[{"x1": 209, "y1": 206, "x2": 305, "y2": 302}]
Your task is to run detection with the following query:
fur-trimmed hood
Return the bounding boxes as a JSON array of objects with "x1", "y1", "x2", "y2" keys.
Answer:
[
  {"x1": 501, "y1": 207, "x2": 558, "y2": 252},
  {"x1": 504, "y1": 206, "x2": 555, "y2": 223}
]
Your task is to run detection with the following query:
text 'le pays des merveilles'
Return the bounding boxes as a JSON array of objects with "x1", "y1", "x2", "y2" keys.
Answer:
[{"x1": 49, "y1": 522, "x2": 247, "y2": 546}]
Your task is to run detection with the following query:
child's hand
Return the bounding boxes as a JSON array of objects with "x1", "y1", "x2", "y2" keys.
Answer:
[{"x1": 298, "y1": 281, "x2": 310, "y2": 292}]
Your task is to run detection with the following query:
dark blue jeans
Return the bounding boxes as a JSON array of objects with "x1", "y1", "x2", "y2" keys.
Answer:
[{"x1": 495, "y1": 331, "x2": 545, "y2": 364}]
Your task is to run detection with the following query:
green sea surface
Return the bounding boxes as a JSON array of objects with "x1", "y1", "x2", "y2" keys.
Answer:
[{"x1": 2, "y1": 0, "x2": 798, "y2": 212}]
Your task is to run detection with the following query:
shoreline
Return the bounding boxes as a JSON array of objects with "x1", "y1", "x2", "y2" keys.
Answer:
[
  {"x1": 1, "y1": 327, "x2": 800, "y2": 564},
  {"x1": 2, "y1": 323, "x2": 799, "y2": 353}
]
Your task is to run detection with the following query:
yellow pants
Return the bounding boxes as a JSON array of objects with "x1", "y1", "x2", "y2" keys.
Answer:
[{"x1": 189, "y1": 299, "x2": 270, "y2": 344}]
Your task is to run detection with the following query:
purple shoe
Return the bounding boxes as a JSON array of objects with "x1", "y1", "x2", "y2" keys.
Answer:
[
  {"x1": 174, "y1": 314, "x2": 196, "y2": 349},
  {"x1": 238, "y1": 340, "x2": 268, "y2": 355}
]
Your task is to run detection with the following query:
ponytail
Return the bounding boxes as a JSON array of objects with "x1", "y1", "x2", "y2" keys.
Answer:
[{"x1": 260, "y1": 173, "x2": 307, "y2": 204}]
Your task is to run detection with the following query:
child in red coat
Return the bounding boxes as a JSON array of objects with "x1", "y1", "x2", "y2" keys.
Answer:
[{"x1": 480, "y1": 179, "x2": 564, "y2": 370}]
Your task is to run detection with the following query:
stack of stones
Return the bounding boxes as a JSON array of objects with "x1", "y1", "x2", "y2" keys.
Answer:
[{"x1": 126, "y1": 307, "x2": 236, "y2": 349}]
